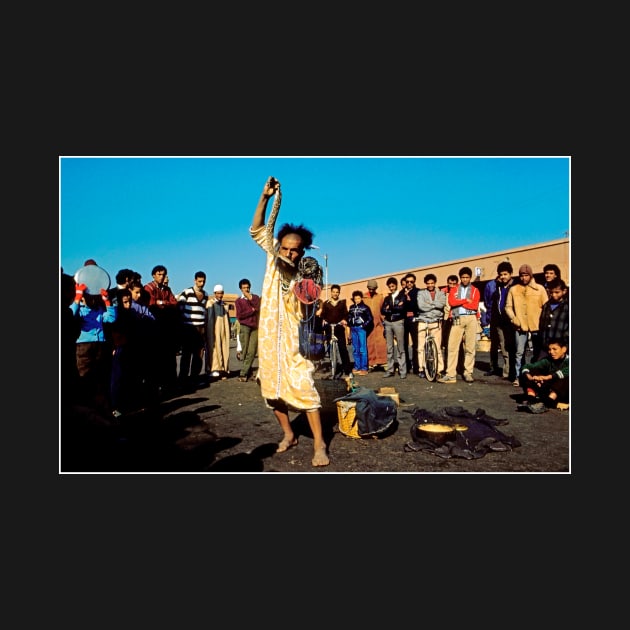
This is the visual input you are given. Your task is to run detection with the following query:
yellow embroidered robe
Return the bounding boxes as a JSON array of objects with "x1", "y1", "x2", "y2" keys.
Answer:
[{"x1": 249, "y1": 198, "x2": 320, "y2": 411}]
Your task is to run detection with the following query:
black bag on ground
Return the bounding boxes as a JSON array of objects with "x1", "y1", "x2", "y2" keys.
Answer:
[{"x1": 334, "y1": 387, "x2": 397, "y2": 438}]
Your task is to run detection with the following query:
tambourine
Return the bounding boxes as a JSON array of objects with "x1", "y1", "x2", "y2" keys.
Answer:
[{"x1": 74, "y1": 264, "x2": 111, "y2": 295}]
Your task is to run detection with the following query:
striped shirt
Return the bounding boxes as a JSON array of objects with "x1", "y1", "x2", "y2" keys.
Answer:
[{"x1": 178, "y1": 287, "x2": 208, "y2": 326}]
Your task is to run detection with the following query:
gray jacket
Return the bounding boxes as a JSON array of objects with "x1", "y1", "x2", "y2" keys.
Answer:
[{"x1": 416, "y1": 288, "x2": 447, "y2": 323}]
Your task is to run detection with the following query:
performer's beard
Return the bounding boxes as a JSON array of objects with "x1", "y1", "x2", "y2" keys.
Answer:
[{"x1": 276, "y1": 255, "x2": 298, "y2": 277}]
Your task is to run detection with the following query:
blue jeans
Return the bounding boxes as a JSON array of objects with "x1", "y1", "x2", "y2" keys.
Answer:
[
  {"x1": 350, "y1": 326, "x2": 368, "y2": 371},
  {"x1": 515, "y1": 330, "x2": 542, "y2": 377}
]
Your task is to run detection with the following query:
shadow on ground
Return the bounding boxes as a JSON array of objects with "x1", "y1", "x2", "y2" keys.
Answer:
[{"x1": 62, "y1": 401, "x2": 248, "y2": 473}]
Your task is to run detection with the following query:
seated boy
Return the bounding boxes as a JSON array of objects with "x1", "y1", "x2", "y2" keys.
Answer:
[{"x1": 518, "y1": 338, "x2": 569, "y2": 413}]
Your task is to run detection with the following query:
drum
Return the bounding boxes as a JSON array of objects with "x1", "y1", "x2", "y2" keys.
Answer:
[{"x1": 74, "y1": 264, "x2": 111, "y2": 295}]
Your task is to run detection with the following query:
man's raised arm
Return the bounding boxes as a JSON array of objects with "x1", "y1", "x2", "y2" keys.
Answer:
[{"x1": 251, "y1": 177, "x2": 280, "y2": 229}]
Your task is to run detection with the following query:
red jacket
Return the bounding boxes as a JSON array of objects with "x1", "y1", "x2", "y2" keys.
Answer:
[
  {"x1": 143, "y1": 281, "x2": 178, "y2": 308},
  {"x1": 235, "y1": 294, "x2": 261, "y2": 328},
  {"x1": 448, "y1": 284, "x2": 480, "y2": 315}
]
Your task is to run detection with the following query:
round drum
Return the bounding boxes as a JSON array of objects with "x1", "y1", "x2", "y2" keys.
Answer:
[{"x1": 74, "y1": 265, "x2": 111, "y2": 295}]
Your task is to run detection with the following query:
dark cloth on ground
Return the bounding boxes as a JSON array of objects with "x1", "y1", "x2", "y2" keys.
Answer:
[{"x1": 404, "y1": 405, "x2": 521, "y2": 459}]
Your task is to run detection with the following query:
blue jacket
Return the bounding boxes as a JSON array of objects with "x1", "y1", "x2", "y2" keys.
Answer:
[
  {"x1": 490, "y1": 279, "x2": 514, "y2": 325},
  {"x1": 381, "y1": 292, "x2": 406, "y2": 323},
  {"x1": 71, "y1": 302, "x2": 117, "y2": 343},
  {"x1": 482, "y1": 279, "x2": 497, "y2": 327}
]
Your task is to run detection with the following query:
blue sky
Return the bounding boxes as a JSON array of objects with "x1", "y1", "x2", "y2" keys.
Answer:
[{"x1": 59, "y1": 156, "x2": 570, "y2": 295}]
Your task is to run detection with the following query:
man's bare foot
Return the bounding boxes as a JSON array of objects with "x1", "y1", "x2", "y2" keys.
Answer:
[
  {"x1": 276, "y1": 437, "x2": 298, "y2": 453},
  {"x1": 312, "y1": 447, "x2": 329, "y2": 467}
]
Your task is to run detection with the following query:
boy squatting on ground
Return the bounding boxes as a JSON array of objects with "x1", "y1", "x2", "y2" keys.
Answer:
[{"x1": 517, "y1": 338, "x2": 569, "y2": 414}]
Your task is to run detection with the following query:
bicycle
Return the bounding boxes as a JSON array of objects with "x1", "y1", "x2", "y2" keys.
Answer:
[{"x1": 417, "y1": 320, "x2": 441, "y2": 381}]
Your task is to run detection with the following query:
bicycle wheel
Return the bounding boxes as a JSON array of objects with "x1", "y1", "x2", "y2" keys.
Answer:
[
  {"x1": 330, "y1": 339, "x2": 341, "y2": 378},
  {"x1": 424, "y1": 336, "x2": 439, "y2": 381}
]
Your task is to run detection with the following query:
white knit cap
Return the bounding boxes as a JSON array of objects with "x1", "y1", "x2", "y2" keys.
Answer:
[{"x1": 214, "y1": 284, "x2": 224, "y2": 292}]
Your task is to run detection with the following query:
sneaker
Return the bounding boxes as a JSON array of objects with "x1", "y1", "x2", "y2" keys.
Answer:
[
  {"x1": 463, "y1": 374, "x2": 474, "y2": 383},
  {"x1": 438, "y1": 375, "x2": 457, "y2": 384},
  {"x1": 400, "y1": 374, "x2": 407, "y2": 379},
  {"x1": 211, "y1": 371, "x2": 220, "y2": 378},
  {"x1": 382, "y1": 373, "x2": 394, "y2": 378},
  {"x1": 418, "y1": 371, "x2": 426, "y2": 379}
]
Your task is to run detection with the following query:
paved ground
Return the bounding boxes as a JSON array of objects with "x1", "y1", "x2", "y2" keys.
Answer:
[{"x1": 61, "y1": 341, "x2": 570, "y2": 474}]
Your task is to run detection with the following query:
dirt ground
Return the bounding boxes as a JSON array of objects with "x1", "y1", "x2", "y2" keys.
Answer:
[{"x1": 61, "y1": 341, "x2": 570, "y2": 474}]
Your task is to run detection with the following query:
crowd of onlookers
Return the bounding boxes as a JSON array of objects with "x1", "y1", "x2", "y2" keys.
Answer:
[
  {"x1": 61, "y1": 258, "x2": 569, "y2": 422},
  {"x1": 61, "y1": 260, "x2": 258, "y2": 420},
  {"x1": 317, "y1": 262, "x2": 569, "y2": 413}
]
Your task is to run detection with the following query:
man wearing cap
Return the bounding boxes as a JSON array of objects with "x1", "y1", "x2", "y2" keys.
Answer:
[
  {"x1": 505, "y1": 264, "x2": 549, "y2": 386},
  {"x1": 206, "y1": 284, "x2": 231, "y2": 380},
  {"x1": 364, "y1": 279, "x2": 388, "y2": 370}
]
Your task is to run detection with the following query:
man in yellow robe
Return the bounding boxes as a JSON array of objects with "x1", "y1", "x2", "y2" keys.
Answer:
[{"x1": 250, "y1": 176, "x2": 329, "y2": 467}]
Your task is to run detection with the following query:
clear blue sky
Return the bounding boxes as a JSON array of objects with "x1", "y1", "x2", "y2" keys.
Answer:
[{"x1": 59, "y1": 156, "x2": 570, "y2": 295}]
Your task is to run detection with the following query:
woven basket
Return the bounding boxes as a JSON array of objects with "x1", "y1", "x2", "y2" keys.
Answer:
[{"x1": 336, "y1": 400, "x2": 360, "y2": 438}]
